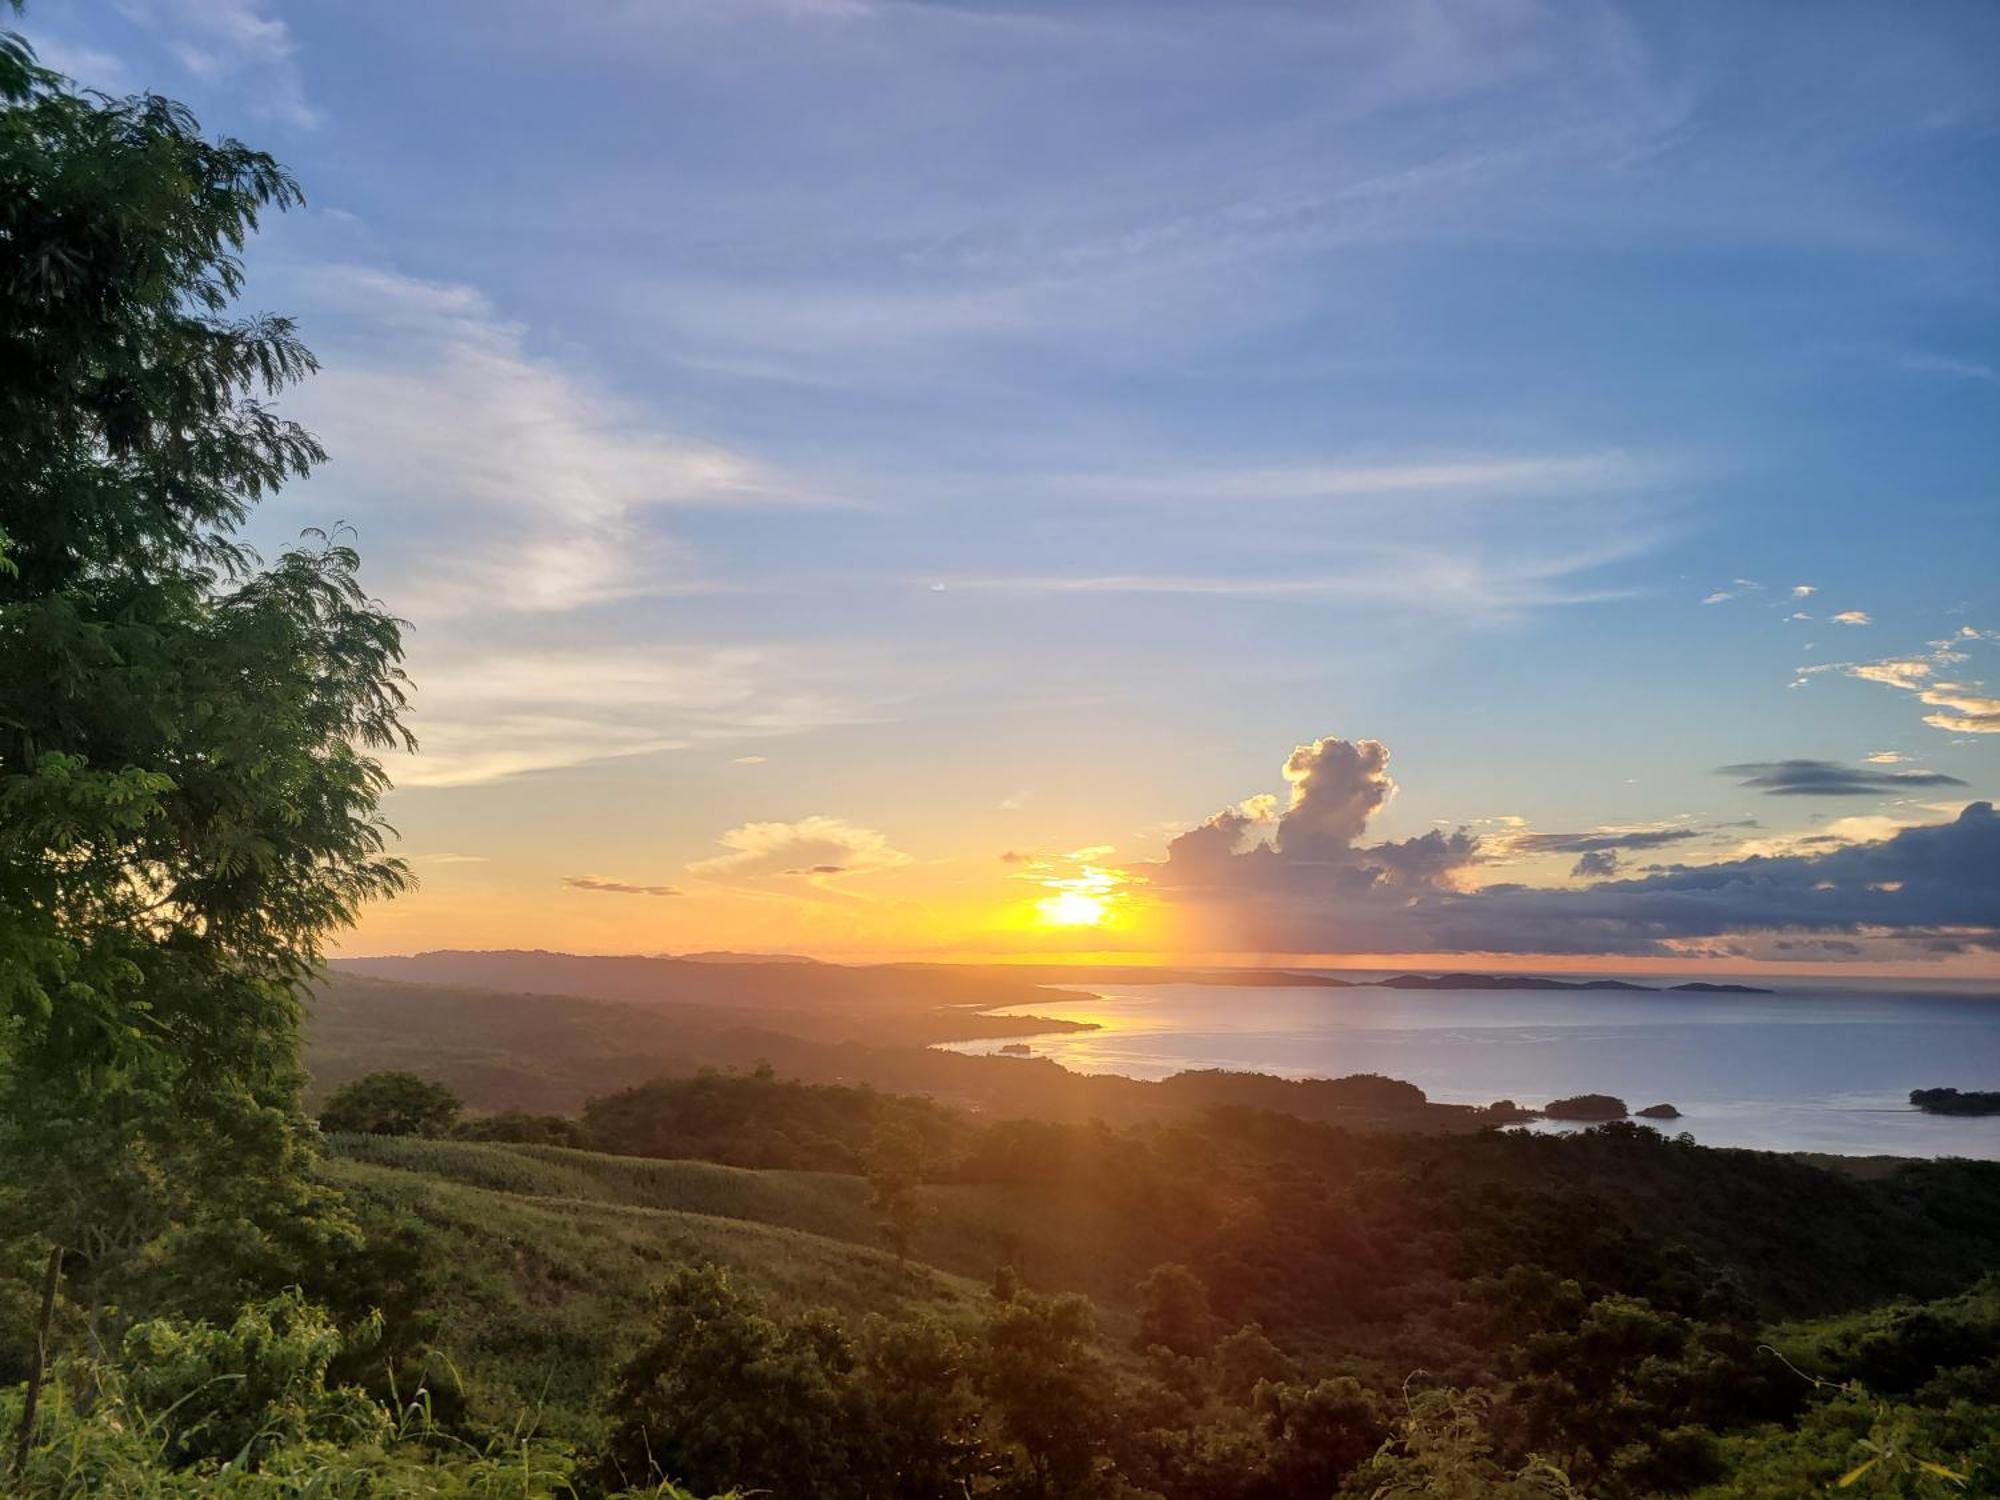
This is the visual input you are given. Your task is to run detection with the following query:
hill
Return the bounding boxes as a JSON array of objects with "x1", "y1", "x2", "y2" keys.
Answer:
[{"x1": 306, "y1": 971, "x2": 1502, "y2": 1130}]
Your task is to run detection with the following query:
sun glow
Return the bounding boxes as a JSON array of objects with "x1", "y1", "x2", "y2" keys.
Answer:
[
  {"x1": 1026, "y1": 859, "x2": 1132, "y2": 930},
  {"x1": 1038, "y1": 889, "x2": 1109, "y2": 927}
]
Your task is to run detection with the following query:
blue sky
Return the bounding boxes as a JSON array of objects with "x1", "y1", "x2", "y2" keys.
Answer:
[{"x1": 26, "y1": 0, "x2": 2000, "y2": 964}]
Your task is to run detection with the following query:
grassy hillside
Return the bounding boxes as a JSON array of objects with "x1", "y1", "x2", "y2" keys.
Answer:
[
  {"x1": 327, "y1": 1133, "x2": 1176, "y2": 1313},
  {"x1": 323, "y1": 1138, "x2": 1018, "y2": 1443}
]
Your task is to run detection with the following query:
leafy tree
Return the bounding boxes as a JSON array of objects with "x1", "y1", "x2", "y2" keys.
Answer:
[
  {"x1": 1135, "y1": 1262, "x2": 1217, "y2": 1357},
  {"x1": 862, "y1": 1119, "x2": 929, "y2": 1267},
  {"x1": 0, "y1": 15, "x2": 409, "y2": 1342},
  {"x1": 595, "y1": 1264, "x2": 860, "y2": 1498},
  {"x1": 317, "y1": 1072, "x2": 461, "y2": 1138},
  {"x1": 977, "y1": 1288, "x2": 1114, "y2": 1497},
  {"x1": 851, "y1": 1315, "x2": 986, "y2": 1499},
  {"x1": 1251, "y1": 1375, "x2": 1383, "y2": 1495}
]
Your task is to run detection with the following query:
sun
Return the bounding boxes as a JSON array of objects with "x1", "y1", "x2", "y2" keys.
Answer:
[{"x1": 1037, "y1": 889, "x2": 1109, "y2": 928}]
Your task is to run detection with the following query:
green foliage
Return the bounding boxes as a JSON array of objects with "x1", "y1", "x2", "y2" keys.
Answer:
[
  {"x1": 0, "y1": 1294, "x2": 729, "y2": 1497},
  {"x1": 582, "y1": 1066, "x2": 964, "y2": 1172},
  {"x1": 318, "y1": 1073, "x2": 461, "y2": 1139},
  {"x1": 595, "y1": 1264, "x2": 862, "y2": 1498},
  {"x1": 1135, "y1": 1262, "x2": 1217, "y2": 1357},
  {"x1": 862, "y1": 1119, "x2": 930, "y2": 1265},
  {"x1": 113, "y1": 1291, "x2": 389, "y2": 1469},
  {"x1": 978, "y1": 1288, "x2": 1115, "y2": 1496},
  {"x1": 0, "y1": 32, "x2": 409, "y2": 1322},
  {"x1": 451, "y1": 1111, "x2": 587, "y2": 1148},
  {"x1": 1353, "y1": 1384, "x2": 1582, "y2": 1499}
]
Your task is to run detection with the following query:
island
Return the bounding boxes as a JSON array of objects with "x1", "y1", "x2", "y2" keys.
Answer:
[
  {"x1": 1635, "y1": 1103, "x2": 1682, "y2": 1119},
  {"x1": 1373, "y1": 973, "x2": 1772, "y2": 994},
  {"x1": 1544, "y1": 1093, "x2": 1630, "y2": 1120},
  {"x1": 996, "y1": 1042, "x2": 1033, "y2": 1057},
  {"x1": 1380, "y1": 973, "x2": 1651, "y2": 991},
  {"x1": 1910, "y1": 1087, "x2": 2000, "y2": 1116}
]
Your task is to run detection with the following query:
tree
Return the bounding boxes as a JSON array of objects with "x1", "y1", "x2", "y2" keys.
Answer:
[
  {"x1": 0, "y1": 17, "x2": 410, "y2": 1345},
  {"x1": 1135, "y1": 1262, "x2": 1217, "y2": 1357},
  {"x1": 862, "y1": 1120, "x2": 929, "y2": 1266},
  {"x1": 595, "y1": 1264, "x2": 860, "y2": 1498},
  {"x1": 977, "y1": 1288, "x2": 1114, "y2": 1497},
  {"x1": 317, "y1": 1073, "x2": 461, "y2": 1138}
]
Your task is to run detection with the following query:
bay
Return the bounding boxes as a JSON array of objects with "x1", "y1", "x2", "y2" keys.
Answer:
[{"x1": 939, "y1": 978, "x2": 2000, "y2": 1158}]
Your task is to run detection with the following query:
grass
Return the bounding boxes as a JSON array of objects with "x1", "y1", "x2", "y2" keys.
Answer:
[
  {"x1": 326, "y1": 1135, "x2": 1160, "y2": 1312},
  {"x1": 321, "y1": 1136, "x2": 1124, "y2": 1443}
]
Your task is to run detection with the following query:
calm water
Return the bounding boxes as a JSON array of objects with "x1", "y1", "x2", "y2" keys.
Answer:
[{"x1": 941, "y1": 979, "x2": 2000, "y2": 1159}]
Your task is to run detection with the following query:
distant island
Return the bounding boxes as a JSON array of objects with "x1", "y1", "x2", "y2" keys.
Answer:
[
  {"x1": 1636, "y1": 1103, "x2": 1683, "y2": 1119},
  {"x1": 1375, "y1": 973, "x2": 1772, "y2": 995},
  {"x1": 959, "y1": 964, "x2": 1773, "y2": 994},
  {"x1": 1544, "y1": 1093, "x2": 1631, "y2": 1121},
  {"x1": 1910, "y1": 1087, "x2": 2000, "y2": 1117}
]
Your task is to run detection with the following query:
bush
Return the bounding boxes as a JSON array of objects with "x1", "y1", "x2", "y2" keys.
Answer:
[{"x1": 318, "y1": 1072, "x2": 462, "y2": 1137}]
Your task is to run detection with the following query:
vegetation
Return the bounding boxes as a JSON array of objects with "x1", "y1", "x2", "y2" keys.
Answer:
[
  {"x1": 0, "y1": 9, "x2": 409, "y2": 1359},
  {"x1": 1544, "y1": 1094, "x2": 1629, "y2": 1120},
  {"x1": 1911, "y1": 1087, "x2": 2000, "y2": 1117},
  {"x1": 319, "y1": 1072, "x2": 463, "y2": 1138},
  {"x1": 5, "y1": 14, "x2": 2000, "y2": 1499}
]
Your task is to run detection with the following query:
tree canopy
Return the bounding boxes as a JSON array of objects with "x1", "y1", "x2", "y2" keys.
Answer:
[{"x1": 0, "y1": 21, "x2": 410, "y2": 1318}]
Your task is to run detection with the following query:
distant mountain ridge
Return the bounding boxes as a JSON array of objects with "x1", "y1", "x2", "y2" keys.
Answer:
[{"x1": 332, "y1": 951, "x2": 1775, "y2": 999}]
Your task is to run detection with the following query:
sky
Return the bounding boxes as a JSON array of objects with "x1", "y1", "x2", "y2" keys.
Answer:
[{"x1": 27, "y1": 0, "x2": 2000, "y2": 971}]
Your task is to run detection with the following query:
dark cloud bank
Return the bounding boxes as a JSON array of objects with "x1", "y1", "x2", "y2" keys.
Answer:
[{"x1": 1147, "y1": 736, "x2": 1998, "y2": 958}]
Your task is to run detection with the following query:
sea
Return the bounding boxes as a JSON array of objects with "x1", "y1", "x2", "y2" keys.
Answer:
[{"x1": 939, "y1": 976, "x2": 2000, "y2": 1159}]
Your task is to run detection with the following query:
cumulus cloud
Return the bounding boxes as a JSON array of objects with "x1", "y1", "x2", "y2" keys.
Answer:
[
  {"x1": 687, "y1": 816, "x2": 913, "y2": 889},
  {"x1": 1140, "y1": 733, "x2": 2000, "y2": 957},
  {"x1": 1831, "y1": 610, "x2": 1872, "y2": 625},
  {"x1": 1155, "y1": 734, "x2": 1481, "y2": 903},
  {"x1": 563, "y1": 875, "x2": 681, "y2": 897},
  {"x1": 1719, "y1": 759, "x2": 1967, "y2": 797}
]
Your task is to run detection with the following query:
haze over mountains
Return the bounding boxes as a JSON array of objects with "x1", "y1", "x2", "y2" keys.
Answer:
[{"x1": 333, "y1": 949, "x2": 1774, "y2": 1003}]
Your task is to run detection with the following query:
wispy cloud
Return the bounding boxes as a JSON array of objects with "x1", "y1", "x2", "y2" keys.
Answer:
[
  {"x1": 1051, "y1": 452, "x2": 1636, "y2": 506},
  {"x1": 284, "y1": 266, "x2": 807, "y2": 620},
  {"x1": 393, "y1": 646, "x2": 866, "y2": 788},
  {"x1": 1900, "y1": 352, "x2": 1998, "y2": 382},
  {"x1": 115, "y1": 0, "x2": 320, "y2": 127},
  {"x1": 562, "y1": 874, "x2": 681, "y2": 897},
  {"x1": 687, "y1": 817, "x2": 913, "y2": 893}
]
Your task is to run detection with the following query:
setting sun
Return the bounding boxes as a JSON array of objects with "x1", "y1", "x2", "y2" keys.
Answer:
[{"x1": 1037, "y1": 889, "x2": 1109, "y2": 927}]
